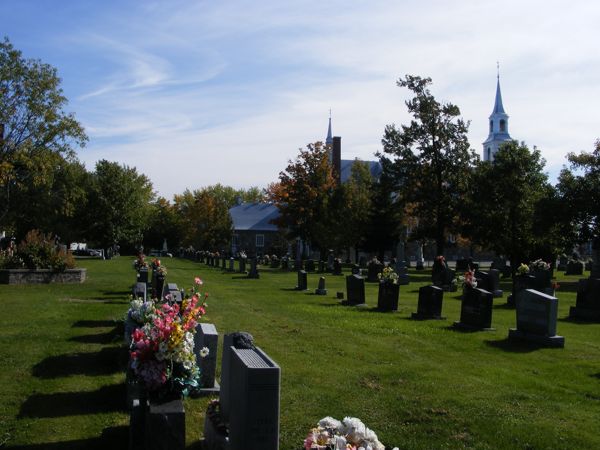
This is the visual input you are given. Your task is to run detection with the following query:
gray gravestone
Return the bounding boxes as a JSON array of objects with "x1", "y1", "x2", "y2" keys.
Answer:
[
  {"x1": 454, "y1": 287, "x2": 494, "y2": 330},
  {"x1": 163, "y1": 283, "x2": 182, "y2": 303},
  {"x1": 475, "y1": 269, "x2": 503, "y2": 297},
  {"x1": 508, "y1": 274, "x2": 537, "y2": 306},
  {"x1": 345, "y1": 274, "x2": 366, "y2": 306},
  {"x1": 133, "y1": 282, "x2": 147, "y2": 301},
  {"x1": 145, "y1": 398, "x2": 185, "y2": 450},
  {"x1": 412, "y1": 285, "x2": 445, "y2": 320},
  {"x1": 228, "y1": 347, "x2": 280, "y2": 450},
  {"x1": 509, "y1": 289, "x2": 564, "y2": 347},
  {"x1": 569, "y1": 278, "x2": 600, "y2": 321},
  {"x1": 220, "y1": 332, "x2": 255, "y2": 423},
  {"x1": 296, "y1": 270, "x2": 308, "y2": 291},
  {"x1": 315, "y1": 276, "x2": 327, "y2": 295},
  {"x1": 332, "y1": 259, "x2": 342, "y2": 275},
  {"x1": 566, "y1": 260, "x2": 584, "y2": 275},
  {"x1": 194, "y1": 323, "x2": 220, "y2": 394},
  {"x1": 247, "y1": 258, "x2": 260, "y2": 279}
]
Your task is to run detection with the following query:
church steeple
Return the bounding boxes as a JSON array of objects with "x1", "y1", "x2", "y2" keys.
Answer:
[
  {"x1": 482, "y1": 67, "x2": 512, "y2": 162},
  {"x1": 325, "y1": 110, "x2": 333, "y2": 146}
]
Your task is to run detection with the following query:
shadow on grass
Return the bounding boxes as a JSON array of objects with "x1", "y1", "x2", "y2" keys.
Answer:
[
  {"x1": 68, "y1": 329, "x2": 122, "y2": 345},
  {"x1": 230, "y1": 275, "x2": 250, "y2": 280},
  {"x1": 280, "y1": 287, "x2": 302, "y2": 292},
  {"x1": 591, "y1": 373, "x2": 600, "y2": 379},
  {"x1": 484, "y1": 337, "x2": 548, "y2": 353},
  {"x1": 558, "y1": 316, "x2": 600, "y2": 325},
  {"x1": 493, "y1": 303, "x2": 515, "y2": 310},
  {"x1": 19, "y1": 383, "x2": 126, "y2": 418},
  {"x1": 6, "y1": 426, "x2": 128, "y2": 450},
  {"x1": 72, "y1": 320, "x2": 119, "y2": 328},
  {"x1": 32, "y1": 346, "x2": 126, "y2": 379},
  {"x1": 103, "y1": 290, "x2": 131, "y2": 296}
]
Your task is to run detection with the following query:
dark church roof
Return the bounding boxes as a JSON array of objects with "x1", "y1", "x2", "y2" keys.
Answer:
[
  {"x1": 229, "y1": 202, "x2": 279, "y2": 232},
  {"x1": 340, "y1": 159, "x2": 382, "y2": 184}
]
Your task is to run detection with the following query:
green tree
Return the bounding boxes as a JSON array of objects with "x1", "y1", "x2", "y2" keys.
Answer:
[
  {"x1": 267, "y1": 141, "x2": 336, "y2": 252},
  {"x1": 557, "y1": 139, "x2": 600, "y2": 270},
  {"x1": 144, "y1": 197, "x2": 183, "y2": 251},
  {"x1": 84, "y1": 160, "x2": 154, "y2": 251},
  {"x1": 462, "y1": 141, "x2": 550, "y2": 281},
  {"x1": 174, "y1": 188, "x2": 233, "y2": 250},
  {"x1": 0, "y1": 37, "x2": 87, "y2": 230},
  {"x1": 381, "y1": 75, "x2": 477, "y2": 255}
]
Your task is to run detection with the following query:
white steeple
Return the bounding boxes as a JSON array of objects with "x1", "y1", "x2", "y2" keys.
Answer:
[{"x1": 482, "y1": 66, "x2": 512, "y2": 161}]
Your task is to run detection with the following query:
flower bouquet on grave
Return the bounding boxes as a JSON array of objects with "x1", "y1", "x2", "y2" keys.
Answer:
[
  {"x1": 529, "y1": 259, "x2": 551, "y2": 272},
  {"x1": 377, "y1": 266, "x2": 399, "y2": 284},
  {"x1": 133, "y1": 253, "x2": 149, "y2": 271},
  {"x1": 516, "y1": 263, "x2": 530, "y2": 276},
  {"x1": 303, "y1": 416, "x2": 397, "y2": 450},
  {"x1": 151, "y1": 258, "x2": 167, "y2": 276},
  {"x1": 456, "y1": 269, "x2": 477, "y2": 292},
  {"x1": 128, "y1": 277, "x2": 209, "y2": 400}
]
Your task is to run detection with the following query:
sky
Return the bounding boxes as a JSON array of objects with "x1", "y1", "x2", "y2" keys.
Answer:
[{"x1": 1, "y1": 0, "x2": 599, "y2": 199}]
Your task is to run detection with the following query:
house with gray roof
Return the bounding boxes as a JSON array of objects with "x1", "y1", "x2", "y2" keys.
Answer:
[{"x1": 229, "y1": 202, "x2": 286, "y2": 256}]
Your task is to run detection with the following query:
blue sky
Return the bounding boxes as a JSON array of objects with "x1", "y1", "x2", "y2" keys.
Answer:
[{"x1": 2, "y1": 0, "x2": 599, "y2": 198}]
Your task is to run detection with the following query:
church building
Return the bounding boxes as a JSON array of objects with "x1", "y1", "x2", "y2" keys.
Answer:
[{"x1": 482, "y1": 73, "x2": 512, "y2": 161}]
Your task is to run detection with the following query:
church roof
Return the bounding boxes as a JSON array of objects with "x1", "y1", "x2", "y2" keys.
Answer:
[{"x1": 229, "y1": 202, "x2": 280, "y2": 232}]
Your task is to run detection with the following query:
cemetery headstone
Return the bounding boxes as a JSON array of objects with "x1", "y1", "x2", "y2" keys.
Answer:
[
  {"x1": 220, "y1": 332, "x2": 256, "y2": 423},
  {"x1": 137, "y1": 267, "x2": 149, "y2": 284},
  {"x1": 132, "y1": 282, "x2": 147, "y2": 301},
  {"x1": 239, "y1": 257, "x2": 247, "y2": 274},
  {"x1": 507, "y1": 274, "x2": 536, "y2": 307},
  {"x1": 229, "y1": 257, "x2": 235, "y2": 272},
  {"x1": 344, "y1": 274, "x2": 366, "y2": 306},
  {"x1": 281, "y1": 257, "x2": 289, "y2": 271},
  {"x1": 145, "y1": 398, "x2": 185, "y2": 450},
  {"x1": 332, "y1": 258, "x2": 342, "y2": 276},
  {"x1": 163, "y1": 283, "x2": 182, "y2": 304},
  {"x1": 569, "y1": 278, "x2": 600, "y2": 321},
  {"x1": 377, "y1": 281, "x2": 400, "y2": 312},
  {"x1": 508, "y1": 289, "x2": 564, "y2": 347},
  {"x1": 412, "y1": 285, "x2": 445, "y2": 320},
  {"x1": 295, "y1": 270, "x2": 308, "y2": 291},
  {"x1": 454, "y1": 287, "x2": 495, "y2": 330},
  {"x1": 315, "y1": 277, "x2": 327, "y2": 295},
  {"x1": 557, "y1": 255, "x2": 568, "y2": 271},
  {"x1": 305, "y1": 259, "x2": 315, "y2": 272},
  {"x1": 351, "y1": 264, "x2": 360, "y2": 275},
  {"x1": 193, "y1": 323, "x2": 220, "y2": 394},
  {"x1": 367, "y1": 260, "x2": 384, "y2": 282},
  {"x1": 247, "y1": 258, "x2": 260, "y2": 279},
  {"x1": 327, "y1": 251, "x2": 334, "y2": 271},
  {"x1": 318, "y1": 260, "x2": 326, "y2": 273},
  {"x1": 475, "y1": 269, "x2": 503, "y2": 297},
  {"x1": 566, "y1": 260, "x2": 584, "y2": 276}
]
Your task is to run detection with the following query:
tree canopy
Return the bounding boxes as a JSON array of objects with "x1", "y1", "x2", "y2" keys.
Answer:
[{"x1": 381, "y1": 75, "x2": 477, "y2": 255}]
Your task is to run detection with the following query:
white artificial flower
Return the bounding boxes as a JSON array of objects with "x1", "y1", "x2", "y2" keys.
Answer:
[
  {"x1": 200, "y1": 347, "x2": 210, "y2": 357},
  {"x1": 319, "y1": 416, "x2": 342, "y2": 431},
  {"x1": 334, "y1": 436, "x2": 347, "y2": 450}
]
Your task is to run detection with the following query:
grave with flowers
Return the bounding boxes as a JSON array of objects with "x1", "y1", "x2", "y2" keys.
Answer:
[
  {"x1": 431, "y1": 256, "x2": 456, "y2": 292},
  {"x1": 508, "y1": 260, "x2": 553, "y2": 306},
  {"x1": 367, "y1": 258, "x2": 384, "y2": 282},
  {"x1": 303, "y1": 416, "x2": 398, "y2": 450},
  {"x1": 376, "y1": 266, "x2": 400, "y2": 311},
  {"x1": 125, "y1": 276, "x2": 210, "y2": 450},
  {"x1": 454, "y1": 285, "x2": 495, "y2": 331}
]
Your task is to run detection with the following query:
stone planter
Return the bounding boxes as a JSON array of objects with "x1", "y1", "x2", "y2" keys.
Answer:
[
  {"x1": 0, "y1": 268, "x2": 86, "y2": 284},
  {"x1": 377, "y1": 282, "x2": 399, "y2": 311}
]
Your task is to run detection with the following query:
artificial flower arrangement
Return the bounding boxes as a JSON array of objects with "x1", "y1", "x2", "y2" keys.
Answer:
[
  {"x1": 456, "y1": 269, "x2": 477, "y2": 289},
  {"x1": 304, "y1": 416, "x2": 397, "y2": 450},
  {"x1": 377, "y1": 266, "x2": 399, "y2": 284},
  {"x1": 151, "y1": 258, "x2": 168, "y2": 276},
  {"x1": 529, "y1": 259, "x2": 551, "y2": 271},
  {"x1": 127, "y1": 276, "x2": 208, "y2": 397},
  {"x1": 133, "y1": 253, "x2": 149, "y2": 271},
  {"x1": 516, "y1": 263, "x2": 530, "y2": 276}
]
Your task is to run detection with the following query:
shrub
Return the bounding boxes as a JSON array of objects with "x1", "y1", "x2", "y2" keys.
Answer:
[{"x1": 0, "y1": 230, "x2": 75, "y2": 271}]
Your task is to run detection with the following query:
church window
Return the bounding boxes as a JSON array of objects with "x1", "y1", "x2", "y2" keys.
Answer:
[
  {"x1": 500, "y1": 119, "x2": 506, "y2": 132},
  {"x1": 256, "y1": 234, "x2": 265, "y2": 248},
  {"x1": 487, "y1": 148, "x2": 491, "y2": 161},
  {"x1": 489, "y1": 120, "x2": 493, "y2": 132}
]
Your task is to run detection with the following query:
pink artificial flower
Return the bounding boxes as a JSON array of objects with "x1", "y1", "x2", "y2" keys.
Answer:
[{"x1": 194, "y1": 276, "x2": 203, "y2": 285}]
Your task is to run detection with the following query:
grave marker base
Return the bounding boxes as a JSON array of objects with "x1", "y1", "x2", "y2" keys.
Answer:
[
  {"x1": 508, "y1": 328, "x2": 565, "y2": 348},
  {"x1": 190, "y1": 380, "x2": 221, "y2": 398},
  {"x1": 315, "y1": 288, "x2": 327, "y2": 295},
  {"x1": 411, "y1": 312, "x2": 446, "y2": 320},
  {"x1": 452, "y1": 321, "x2": 495, "y2": 332},
  {"x1": 569, "y1": 306, "x2": 600, "y2": 321}
]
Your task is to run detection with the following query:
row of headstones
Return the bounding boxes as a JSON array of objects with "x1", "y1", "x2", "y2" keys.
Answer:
[
  {"x1": 134, "y1": 267, "x2": 173, "y2": 301},
  {"x1": 127, "y1": 323, "x2": 281, "y2": 450}
]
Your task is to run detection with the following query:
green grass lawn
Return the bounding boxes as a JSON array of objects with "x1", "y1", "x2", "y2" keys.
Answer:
[{"x1": 1, "y1": 258, "x2": 599, "y2": 449}]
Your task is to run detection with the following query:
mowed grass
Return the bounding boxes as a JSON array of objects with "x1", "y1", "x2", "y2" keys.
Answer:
[{"x1": 0, "y1": 258, "x2": 599, "y2": 449}]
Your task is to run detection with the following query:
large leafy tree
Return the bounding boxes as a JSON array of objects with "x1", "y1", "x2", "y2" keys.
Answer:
[
  {"x1": 557, "y1": 140, "x2": 600, "y2": 271},
  {"x1": 381, "y1": 75, "x2": 477, "y2": 255},
  {"x1": 84, "y1": 160, "x2": 155, "y2": 251},
  {"x1": 267, "y1": 141, "x2": 336, "y2": 251},
  {"x1": 0, "y1": 37, "x2": 87, "y2": 231},
  {"x1": 462, "y1": 141, "x2": 551, "y2": 277},
  {"x1": 173, "y1": 187, "x2": 233, "y2": 250},
  {"x1": 144, "y1": 197, "x2": 183, "y2": 251}
]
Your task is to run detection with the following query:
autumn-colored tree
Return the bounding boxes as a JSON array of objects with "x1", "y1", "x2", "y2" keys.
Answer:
[{"x1": 267, "y1": 142, "x2": 336, "y2": 251}]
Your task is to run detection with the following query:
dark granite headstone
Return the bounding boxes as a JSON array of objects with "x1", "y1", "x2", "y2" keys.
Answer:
[
  {"x1": 475, "y1": 269, "x2": 503, "y2": 298},
  {"x1": 412, "y1": 285, "x2": 445, "y2": 320},
  {"x1": 315, "y1": 276, "x2": 327, "y2": 295},
  {"x1": 228, "y1": 347, "x2": 280, "y2": 450},
  {"x1": 557, "y1": 255, "x2": 568, "y2": 271},
  {"x1": 295, "y1": 270, "x2": 307, "y2": 291},
  {"x1": 454, "y1": 287, "x2": 494, "y2": 330},
  {"x1": 396, "y1": 266, "x2": 409, "y2": 285},
  {"x1": 367, "y1": 261, "x2": 384, "y2": 282},
  {"x1": 247, "y1": 258, "x2": 259, "y2": 279},
  {"x1": 508, "y1": 274, "x2": 536, "y2": 306},
  {"x1": 345, "y1": 274, "x2": 365, "y2": 306},
  {"x1": 377, "y1": 282, "x2": 399, "y2": 311},
  {"x1": 163, "y1": 283, "x2": 181, "y2": 304},
  {"x1": 137, "y1": 267, "x2": 149, "y2": 284},
  {"x1": 318, "y1": 260, "x2": 325, "y2": 273},
  {"x1": 566, "y1": 260, "x2": 584, "y2": 275},
  {"x1": 239, "y1": 258, "x2": 247, "y2": 274},
  {"x1": 509, "y1": 289, "x2": 564, "y2": 347},
  {"x1": 194, "y1": 323, "x2": 220, "y2": 394},
  {"x1": 569, "y1": 278, "x2": 600, "y2": 321},
  {"x1": 351, "y1": 264, "x2": 360, "y2": 275},
  {"x1": 305, "y1": 259, "x2": 315, "y2": 272},
  {"x1": 332, "y1": 259, "x2": 342, "y2": 276},
  {"x1": 145, "y1": 398, "x2": 185, "y2": 450},
  {"x1": 129, "y1": 397, "x2": 146, "y2": 450},
  {"x1": 281, "y1": 258, "x2": 289, "y2": 271}
]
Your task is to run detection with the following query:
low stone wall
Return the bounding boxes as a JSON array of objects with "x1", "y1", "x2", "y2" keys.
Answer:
[{"x1": 0, "y1": 268, "x2": 87, "y2": 284}]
